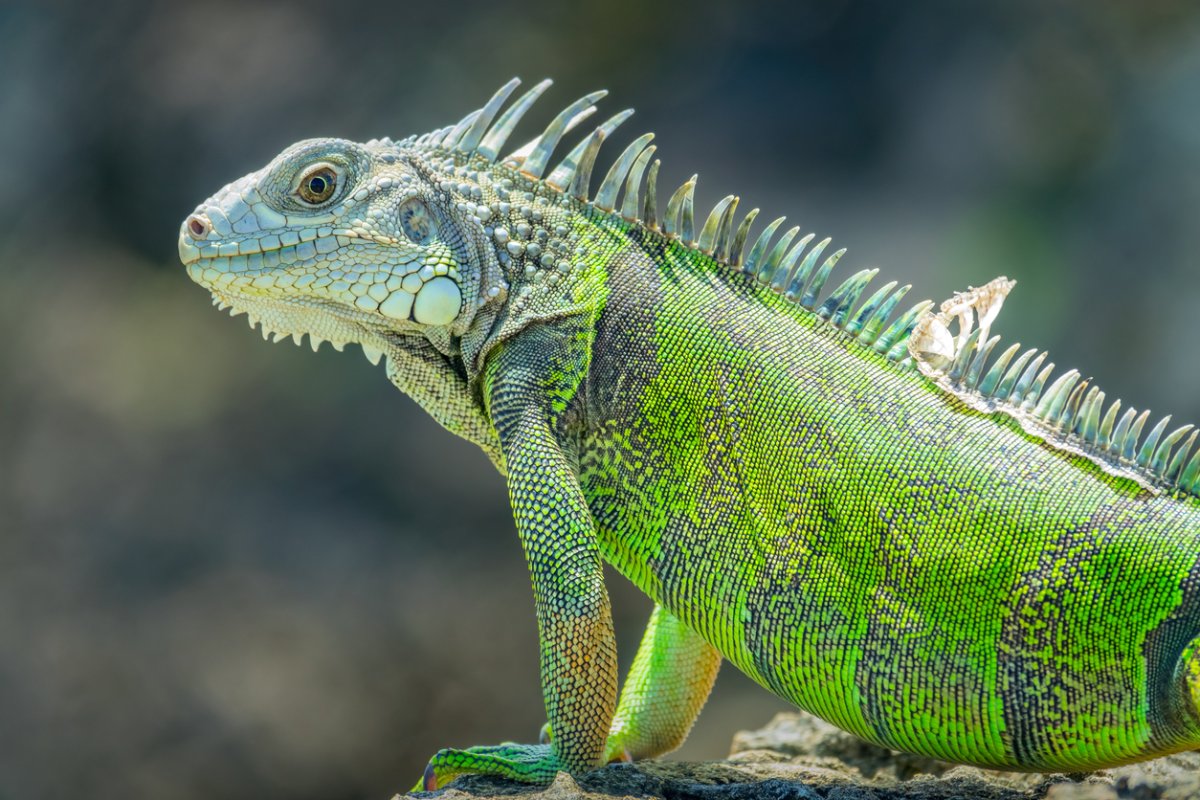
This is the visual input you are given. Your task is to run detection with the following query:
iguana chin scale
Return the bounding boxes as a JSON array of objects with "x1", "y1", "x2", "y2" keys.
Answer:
[{"x1": 178, "y1": 78, "x2": 1200, "y2": 789}]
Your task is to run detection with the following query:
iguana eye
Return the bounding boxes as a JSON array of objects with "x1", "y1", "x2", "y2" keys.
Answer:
[
  {"x1": 297, "y1": 165, "x2": 338, "y2": 204},
  {"x1": 399, "y1": 198, "x2": 437, "y2": 244}
]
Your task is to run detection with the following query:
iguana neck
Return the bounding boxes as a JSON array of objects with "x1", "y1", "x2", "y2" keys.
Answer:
[{"x1": 458, "y1": 168, "x2": 617, "y2": 393}]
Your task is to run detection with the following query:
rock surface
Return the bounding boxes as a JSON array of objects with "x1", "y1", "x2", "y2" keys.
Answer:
[{"x1": 401, "y1": 713, "x2": 1200, "y2": 800}]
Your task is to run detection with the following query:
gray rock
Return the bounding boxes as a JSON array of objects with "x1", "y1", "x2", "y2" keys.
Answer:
[{"x1": 397, "y1": 712, "x2": 1200, "y2": 800}]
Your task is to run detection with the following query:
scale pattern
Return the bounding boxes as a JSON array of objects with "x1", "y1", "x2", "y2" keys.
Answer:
[
  {"x1": 176, "y1": 77, "x2": 1200, "y2": 787},
  {"x1": 578, "y1": 226, "x2": 1200, "y2": 770}
]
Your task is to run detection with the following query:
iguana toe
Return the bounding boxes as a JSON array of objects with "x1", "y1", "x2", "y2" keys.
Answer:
[{"x1": 414, "y1": 743, "x2": 564, "y2": 791}]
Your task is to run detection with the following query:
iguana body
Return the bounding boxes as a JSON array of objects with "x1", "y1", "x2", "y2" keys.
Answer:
[{"x1": 178, "y1": 78, "x2": 1200, "y2": 787}]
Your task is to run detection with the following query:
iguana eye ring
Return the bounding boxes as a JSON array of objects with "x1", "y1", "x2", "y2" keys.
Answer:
[{"x1": 296, "y1": 165, "x2": 338, "y2": 205}]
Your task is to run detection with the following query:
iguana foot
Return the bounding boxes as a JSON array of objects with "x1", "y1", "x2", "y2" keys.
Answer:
[{"x1": 415, "y1": 743, "x2": 563, "y2": 791}]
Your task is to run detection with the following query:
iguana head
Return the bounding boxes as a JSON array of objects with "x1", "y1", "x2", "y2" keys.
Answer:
[
  {"x1": 178, "y1": 77, "x2": 669, "y2": 460},
  {"x1": 177, "y1": 132, "x2": 509, "y2": 365},
  {"x1": 178, "y1": 77, "x2": 660, "y2": 375},
  {"x1": 177, "y1": 77, "x2": 787, "y2": 375}
]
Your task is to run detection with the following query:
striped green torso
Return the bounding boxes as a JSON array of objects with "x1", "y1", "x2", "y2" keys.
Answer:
[{"x1": 575, "y1": 231, "x2": 1200, "y2": 771}]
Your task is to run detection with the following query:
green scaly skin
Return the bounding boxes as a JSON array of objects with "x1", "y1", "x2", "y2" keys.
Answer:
[{"x1": 177, "y1": 78, "x2": 1200, "y2": 790}]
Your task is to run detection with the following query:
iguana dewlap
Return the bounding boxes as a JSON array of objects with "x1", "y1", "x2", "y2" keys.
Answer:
[{"x1": 178, "y1": 78, "x2": 1200, "y2": 788}]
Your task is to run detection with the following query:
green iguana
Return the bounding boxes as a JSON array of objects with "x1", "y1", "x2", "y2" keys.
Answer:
[{"x1": 178, "y1": 78, "x2": 1200, "y2": 790}]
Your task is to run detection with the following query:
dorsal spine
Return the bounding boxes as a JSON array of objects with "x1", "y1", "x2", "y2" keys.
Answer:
[
  {"x1": 910, "y1": 280, "x2": 1200, "y2": 499},
  {"x1": 421, "y1": 78, "x2": 1200, "y2": 500}
]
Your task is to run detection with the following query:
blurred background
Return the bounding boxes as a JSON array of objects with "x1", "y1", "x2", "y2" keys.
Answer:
[{"x1": 2, "y1": 1, "x2": 1199, "y2": 798}]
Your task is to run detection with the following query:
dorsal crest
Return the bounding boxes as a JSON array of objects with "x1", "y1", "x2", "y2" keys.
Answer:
[
  {"x1": 401, "y1": 77, "x2": 935, "y2": 362},
  {"x1": 408, "y1": 78, "x2": 1199, "y2": 500},
  {"x1": 910, "y1": 279, "x2": 1200, "y2": 499}
]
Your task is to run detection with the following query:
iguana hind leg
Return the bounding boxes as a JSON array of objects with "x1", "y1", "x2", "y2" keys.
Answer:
[
  {"x1": 1178, "y1": 636, "x2": 1200, "y2": 738},
  {"x1": 541, "y1": 603, "x2": 723, "y2": 763},
  {"x1": 605, "y1": 603, "x2": 723, "y2": 761}
]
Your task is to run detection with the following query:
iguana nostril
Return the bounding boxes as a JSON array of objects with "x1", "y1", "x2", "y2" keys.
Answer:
[{"x1": 186, "y1": 215, "x2": 210, "y2": 240}]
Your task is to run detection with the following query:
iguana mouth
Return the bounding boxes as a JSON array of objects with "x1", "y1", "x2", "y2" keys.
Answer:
[
  {"x1": 187, "y1": 241, "x2": 418, "y2": 364},
  {"x1": 178, "y1": 215, "x2": 461, "y2": 328},
  {"x1": 177, "y1": 226, "x2": 366, "y2": 270}
]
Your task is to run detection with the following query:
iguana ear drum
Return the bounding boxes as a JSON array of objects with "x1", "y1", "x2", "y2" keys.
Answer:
[{"x1": 399, "y1": 198, "x2": 438, "y2": 244}]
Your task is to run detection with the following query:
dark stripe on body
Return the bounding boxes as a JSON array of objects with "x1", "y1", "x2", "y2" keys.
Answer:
[{"x1": 997, "y1": 500, "x2": 1194, "y2": 766}]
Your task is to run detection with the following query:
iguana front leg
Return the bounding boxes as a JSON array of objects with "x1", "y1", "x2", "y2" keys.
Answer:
[
  {"x1": 542, "y1": 604, "x2": 723, "y2": 763},
  {"x1": 418, "y1": 322, "x2": 619, "y2": 789}
]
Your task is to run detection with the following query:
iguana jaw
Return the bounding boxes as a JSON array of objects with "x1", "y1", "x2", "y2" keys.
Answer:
[
  {"x1": 180, "y1": 227, "x2": 425, "y2": 361},
  {"x1": 202, "y1": 287, "x2": 382, "y2": 356},
  {"x1": 179, "y1": 225, "x2": 464, "y2": 324}
]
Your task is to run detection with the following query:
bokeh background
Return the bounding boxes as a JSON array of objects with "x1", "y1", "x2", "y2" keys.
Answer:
[{"x1": 3, "y1": 1, "x2": 1199, "y2": 798}]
